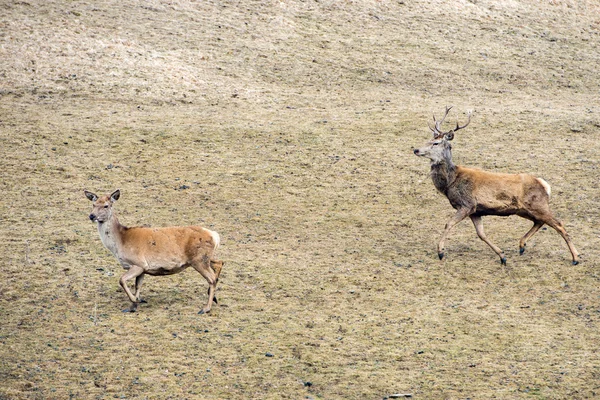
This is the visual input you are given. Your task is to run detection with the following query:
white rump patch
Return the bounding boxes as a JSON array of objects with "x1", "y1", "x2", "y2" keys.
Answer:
[
  {"x1": 537, "y1": 178, "x2": 551, "y2": 197},
  {"x1": 209, "y1": 229, "x2": 221, "y2": 250}
]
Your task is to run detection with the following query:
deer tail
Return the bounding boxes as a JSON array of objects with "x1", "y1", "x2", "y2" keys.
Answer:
[
  {"x1": 537, "y1": 178, "x2": 551, "y2": 197},
  {"x1": 208, "y1": 229, "x2": 221, "y2": 251}
]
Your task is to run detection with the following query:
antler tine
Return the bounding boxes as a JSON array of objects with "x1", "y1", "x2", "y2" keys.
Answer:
[
  {"x1": 433, "y1": 105, "x2": 453, "y2": 133},
  {"x1": 453, "y1": 110, "x2": 472, "y2": 132},
  {"x1": 428, "y1": 120, "x2": 437, "y2": 136}
]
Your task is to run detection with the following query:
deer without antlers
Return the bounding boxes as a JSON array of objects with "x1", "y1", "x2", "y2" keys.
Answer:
[
  {"x1": 413, "y1": 106, "x2": 579, "y2": 265},
  {"x1": 85, "y1": 189, "x2": 224, "y2": 313}
]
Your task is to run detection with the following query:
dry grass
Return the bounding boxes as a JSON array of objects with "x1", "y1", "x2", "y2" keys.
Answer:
[{"x1": 1, "y1": 0, "x2": 599, "y2": 398}]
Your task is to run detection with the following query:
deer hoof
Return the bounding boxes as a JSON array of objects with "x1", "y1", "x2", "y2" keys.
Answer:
[
  {"x1": 572, "y1": 260, "x2": 579, "y2": 266},
  {"x1": 438, "y1": 252, "x2": 444, "y2": 260},
  {"x1": 519, "y1": 246, "x2": 525, "y2": 255},
  {"x1": 140, "y1": 299, "x2": 148, "y2": 304},
  {"x1": 198, "y1": 309, "x2": 211, "y2": 315},
  {"x1": 501, "y1": 257, "x2": 507, "y2": 266},
  {"x1": 123, "y1": 302, "x2": 138, "y2": 313}
]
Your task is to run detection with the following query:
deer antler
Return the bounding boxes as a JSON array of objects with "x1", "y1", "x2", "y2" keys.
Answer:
[
  {"x1": 436, "y1": 105, "x2": 452, "y2": 130},
  {"x1": 427, "y1": 106, "x2": 452, "y2": 139},
  {"x1": 452, "y1": 111, "x2": 472, "y2": 132},
  {"x1": 430, "y1": 107, "x2": 471, "y2": 138},
  {"x1": 431, "y1": 106, "x2": 453, "y2": 137},
  {"x1": 428, "y1": 120, "x2": 438, "y2": 136}
]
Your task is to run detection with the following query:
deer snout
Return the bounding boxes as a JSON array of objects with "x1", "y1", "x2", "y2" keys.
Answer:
[
  {"x1": 89, "y1": 213, "x2": 97, "y2": 222},
  {"x1": 413, "y1": 148, "x2": 420, "y2": 155}
]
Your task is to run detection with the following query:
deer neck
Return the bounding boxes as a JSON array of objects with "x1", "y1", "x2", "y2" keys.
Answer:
[
  {"x1": 97, "y1": 213, "x2": 125, "y2": 257},
  {"x1": 430, "y1": 158, "x2": 457, "y2": 195}
]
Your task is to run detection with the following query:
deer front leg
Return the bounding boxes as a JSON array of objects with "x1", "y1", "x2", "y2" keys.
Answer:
[
  {"x1": 438, "y1": 208, "x2": 471, "y2": 261},
  {"x1": 119, "y1": 266, "x2": 145, "y2": 312},
  {"x1": 134, "y1": 274, "x2": 147, "y2": 304},
  {"x1": 470, "y1": 215, "x2": 506, "y2": 265}
]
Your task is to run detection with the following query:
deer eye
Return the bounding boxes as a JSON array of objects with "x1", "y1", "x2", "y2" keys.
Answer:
[
  {"x1": 103, "y1": 205, "x2": 109, "y2": 208},
  {"x1": 432, "y1": 142, "x2": 439, "y2": 146}
]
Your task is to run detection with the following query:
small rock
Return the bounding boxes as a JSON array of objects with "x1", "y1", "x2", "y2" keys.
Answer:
[{"x1": 265, "y1": 352, "x2": 274, "y2": 357}]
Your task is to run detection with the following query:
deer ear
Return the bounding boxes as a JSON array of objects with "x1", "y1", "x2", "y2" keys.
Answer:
[
  {"x1": 445, "y1": 132, "x2": 454, "y2": 141},
  {"x1": 85, "y1": 191, "x2": 98, "y2": 202},
  {"x1": 110, "y1": 189, "x2": 121, "y2": 202}
]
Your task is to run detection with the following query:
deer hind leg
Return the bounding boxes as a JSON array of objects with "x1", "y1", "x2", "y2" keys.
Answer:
[
  {"x1": 119, "y1": 265, "x2": 145, "y2": 312},
  {"x1": 438, "y1": 208, "x2": 472, "y2": 261},
  {"x1": 470, "y1": 215, "x2": 506, "y2": 265},
  {"x1": 208, "y1": 260, "x2": 224, "y2": 304},
  {"x1": 193, "y1": 256, "x2": 218, "y2": 314},
  {"x1": 519, "y1": 220, "x2": 544, "y2": 255},
  {"x1": 211, "y1": 260, "x2": 224, "y2": 282},
  {"x1": 538, "y1": 216, "x2": 580, "y2": 265}
]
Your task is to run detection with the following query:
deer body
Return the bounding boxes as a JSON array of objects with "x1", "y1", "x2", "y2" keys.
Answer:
[
  {"x1": 414, "y1": 107, "x2": 579, "y2": 265},
  {"x1": 434, "y1": 164, "x2": 550, "y2": 216},
  {"x1": 86, "y1": 190, "x2": 223, "y2": 313}
]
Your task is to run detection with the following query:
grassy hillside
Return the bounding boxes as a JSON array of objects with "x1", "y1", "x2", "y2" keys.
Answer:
[{"x1": 1, "y1": 0, "x2": 599, "y2": 398}]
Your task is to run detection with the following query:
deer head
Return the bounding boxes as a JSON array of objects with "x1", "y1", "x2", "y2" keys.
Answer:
[
  {"x1": 413, "y1": 106, "x2": 471, "y2": 163},
  {"x1": 85, "y1": 189, "x2": 120, "y2": 223}
]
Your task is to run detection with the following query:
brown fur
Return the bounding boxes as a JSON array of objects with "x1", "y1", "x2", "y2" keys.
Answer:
[{"x1": 85, "y1": 189, "x2": 224, "y2": 313}]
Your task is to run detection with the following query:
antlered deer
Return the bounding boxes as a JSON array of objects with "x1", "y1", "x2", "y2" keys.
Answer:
[
  {"x1": 413, "y1": 107, "x2": 579, "y2": 265},
  {"x1": 85, "y1": 189, "x2": 224, "y2": 313}
]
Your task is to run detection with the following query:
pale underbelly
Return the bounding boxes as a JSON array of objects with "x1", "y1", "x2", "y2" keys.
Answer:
[{"x1": 120, "y1": 260, "x2": 190, "y2": 276}]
